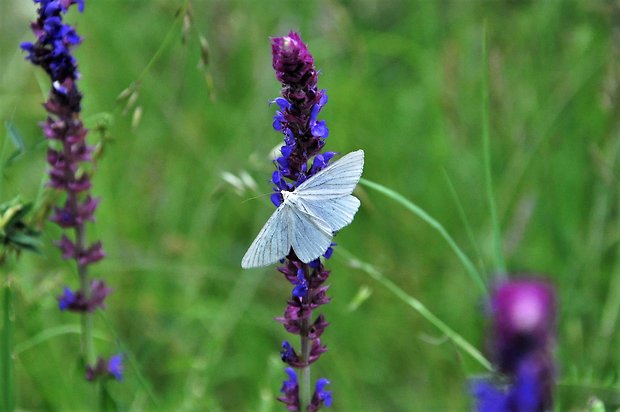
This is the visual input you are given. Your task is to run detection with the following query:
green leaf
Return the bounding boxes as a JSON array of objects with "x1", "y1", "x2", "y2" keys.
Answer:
[{"x1": 3, "y1": 122, "x2": 26, "y2": 166}]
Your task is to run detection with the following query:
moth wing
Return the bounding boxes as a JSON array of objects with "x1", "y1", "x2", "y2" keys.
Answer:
[
  {"x1": 301, "y1": 195, "x2": 361, "y2": 232},
  {"x1": 288, "y1": 203, "x2": 334, "y2": 264},
  {"x1": 241, "y1": 204, "x2": 291, "y2": 268},
  {"x1": 295, "y1": 150, "x2": 364, "y2": 200}
]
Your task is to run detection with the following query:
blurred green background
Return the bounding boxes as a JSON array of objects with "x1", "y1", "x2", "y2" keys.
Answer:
[{"x1": 1, "y1": 0, "x2": 619, "y2": 410}]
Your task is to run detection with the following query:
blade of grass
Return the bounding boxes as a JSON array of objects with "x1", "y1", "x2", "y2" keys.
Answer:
[
  {"x1": 2, "y1": 275, "x2": 15, "y2": 412},
  {"x1": 337, "y1": 248, "x2": 493, "y2": 371},
  {"x1": 442, "y1": 169, "x2": 487, "y2": 278},
  {"x1": 12, "y1": 324, "x2": 109, "y2": 356},
  {"x1": 98, "y1": 311, "x2": 161, "y2": 408},
  {"x1": 359, "y1": 178, "x2": 487, "y2": 295},
  {"x1": 481, "y1": 22, "x2": 506, "y2": 275}
]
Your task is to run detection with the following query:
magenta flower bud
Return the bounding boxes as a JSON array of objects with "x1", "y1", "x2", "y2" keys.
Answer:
[
  {"x1": 272, "y1": 32, "x2": 315, "y2": 86},
  {"x1": 492, "y1": 279, "x2": 555, "y2": 375}
]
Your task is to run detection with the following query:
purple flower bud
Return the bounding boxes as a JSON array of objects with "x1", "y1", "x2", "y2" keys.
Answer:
[
  {"x1": 272, "y1": 32, "x2": 315, "y2": 86},
  {"x1": 308, "y1": 314, "x2": 329, "y2": 340},
  {"x1": 307, "y1": 339, "x2": 327, "y2": 365}
]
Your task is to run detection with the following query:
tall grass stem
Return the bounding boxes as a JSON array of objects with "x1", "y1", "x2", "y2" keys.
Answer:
[
  {"x1": 2, "y1": 272, "x2": 15, "y2": 412},
  {"x1": 338, "y1": 248, "x2": 493, "y2": 371},
  {"x1": 442, "y1": 169, "x2": 487, "y2": 277},
  {"x1": 481, "y1": 22, "x2": 506, "y2": 276},
  {"x1": 359, "y1": 178, "x2": 487, "y2": 295}
]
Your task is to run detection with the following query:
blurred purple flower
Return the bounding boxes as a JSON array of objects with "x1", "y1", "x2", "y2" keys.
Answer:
[
  {"x1": 471, "y1": 278, "x2": 556, "y2": 412},
  {"x1": 22, "y1": 0, "x2": 108, "y2": 306},
  {"x1": 85, "y1": 354, "x2": 123, "y2": 382},
  {"x1": 58, "y1": 279, "x2": 112, "y2": 312},
  {"x1": 107, "y1": 354, "x2": 123, "y2": 381}
]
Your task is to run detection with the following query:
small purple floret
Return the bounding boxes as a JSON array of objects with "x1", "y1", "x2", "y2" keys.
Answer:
[
  {"x1": 107, "y1": 354, "x2": 123, "y2": 381},
  {"x1": 85, "y1": 354, "x2": 123, "y2": 382},
  {"x1": 278, "y1": 367, "x2": 300, "y2": 411},
  {"x1": 310, "y1": 378, "x2": 332, "y2": 410},
  {"x1": 57, "y1": 279, "x2": 112, "y2": 312}
]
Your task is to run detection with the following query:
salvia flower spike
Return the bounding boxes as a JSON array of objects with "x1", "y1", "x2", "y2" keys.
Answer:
[
  {"x1": 21, "y1": 0, "x2": 122, "y2": 381},
  {"x1": 268, "y1": 31, "x2": 342, "y2": 411},
  {"x1": 471, "y1": 277, "x2": 556, "y2": 411}
]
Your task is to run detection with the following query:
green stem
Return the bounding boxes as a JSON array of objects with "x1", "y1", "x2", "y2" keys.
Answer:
[
  {"x1": 2, "y1": 270, "x2": 15, "y2": 412},
  {"x1": 359, "y1": 178, "x2": 487, "y2": 295},
  {"x1": 298, "y1": 321, "x2": 311, "y2": 411},
  {"x1": 76, "y1": 223, "x2": 96, "y2": 367},
  {"x1": 481, "y1": 22, "x2": 506, "y2": 276},
  {"x1": 125, "y1": 0, "x2": 190, "y2": 93}
]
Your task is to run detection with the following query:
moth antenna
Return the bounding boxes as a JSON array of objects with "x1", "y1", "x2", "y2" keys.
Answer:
[{"x1": 242, "y1": 192, "x2": 273, "y2": 204}]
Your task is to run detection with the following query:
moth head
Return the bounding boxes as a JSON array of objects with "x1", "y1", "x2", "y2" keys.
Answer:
[{"x1": 281, "y1": 190, "x2": 293, "y2": 202}]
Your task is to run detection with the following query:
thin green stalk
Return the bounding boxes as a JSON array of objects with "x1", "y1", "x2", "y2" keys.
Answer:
[
  {"x1": 72, "y1": 179, "x2": 95, "y2": 369},
  {"x1": 2, "y1": 271, "x2": 15, "y2": 412},
  {"x1": 442, "y1": 169, "x2": 487, "y2": 277},
  {"x1": 481, "y1": 22, "x2": 506, "y2": 276},
  {"x1": 119, "y1": 0, "x2": 190, "y2": 103},
  {"x1": 13, "y1": 324, "x2": 108, "y2": 355},
  {"x1": 299, "y1": 325, "x2": 311, "y2": 411},
  {"x1": 98, "y1": 311, "x2": 160, "y2": 407},
  {"x1": 359, "y1": 178, "x2": 487, "y2": 295},
  {"x1": 0, "y1": 132, "x2": 10, "y2": 199},
  {"x1": 338, "y1": 248, "x2": 493, "y2": 371}
]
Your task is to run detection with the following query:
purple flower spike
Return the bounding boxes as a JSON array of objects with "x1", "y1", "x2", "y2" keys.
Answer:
[
  {"x1": 471, "y1": 277, "x2": 556, "y2": 412},
  {"x1": 268, "y1": 32, "x2": 340, "y2": 410},
  {"x1": 23, "y1": 0, "x2": 118, "y2": 385}
]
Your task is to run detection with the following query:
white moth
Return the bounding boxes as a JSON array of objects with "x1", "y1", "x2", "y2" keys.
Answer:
[{"x1": 241, "y1": 149, "x2": 364, "y2": 268}]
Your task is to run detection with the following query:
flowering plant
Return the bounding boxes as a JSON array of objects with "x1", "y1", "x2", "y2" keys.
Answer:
[{"x1": 21, "y1": 0, "x2": 121, "y2": 382}]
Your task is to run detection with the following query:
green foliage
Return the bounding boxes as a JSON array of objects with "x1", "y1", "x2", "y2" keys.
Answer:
[
  {"x1": 1, "y1": 0, "x2": 619, "y2": 410},
  {"x1": 0, "y1": 198, "x2": 40, "y2": 260}
]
